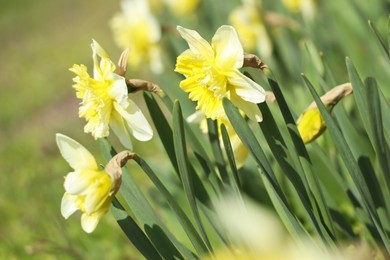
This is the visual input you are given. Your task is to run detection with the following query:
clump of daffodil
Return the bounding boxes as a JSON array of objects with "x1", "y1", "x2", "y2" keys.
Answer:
[
  {"x1": 188, "y1": 111, "x2": 249, "y2": 168},
  {"x1": 283, "y1": 0, "x2": 316, "y2": 21},
  {"x1": 110, "y1": 0, "x2": 163, "y2": 74},
  {"x1": 69, "y1": 40, "x2": 153, "y2": 149},
  {"x1": 175, "y1": 25, "x2": 266, "y2": 122},
  {"x1": 229, "y1": 0, "x2": 273, "y2": 59},
  {"x1": 164, "y1": 0, "x2": 200, "y2": 16},
  {"x1": 297, "y1": 83, "x2": 353, "y2": 144},
  {"x1": 56, "y1": 133, "x2": 134, "y2": 233}
]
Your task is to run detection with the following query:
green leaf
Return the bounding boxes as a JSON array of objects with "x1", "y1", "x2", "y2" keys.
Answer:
[
  {"x1": 220, "y1": 124, "x2": 244, "y2": 205},
  {"x1": 365, "y1": 78, "x2": 390, "y2": 212},
  {"x1": 132, "y1": 154, "x2": 210, "y2": 256},
  {"x1": 160, "y1": 94, "x2": 223, "y2": 196},
  {"x1": 368, "y1": 20, "x2": 390, "y2": 61},
  {"x1": 144, "y1": 93, "x2": 212, "y2": 204},
  {"x1": 98, "y1": 138, "x2": 195, "y2": 259},
  {"x1": 207, "y1": 119, "x2": 229, "y2": 183},
  {"x1": 172, "y1": 101, "x2": 213, "y2": 253},
  {"x1": 267, "y1": 78, "x2": 336, "y2": 240},
  {"x1": 223, "y1": 98, "x2": 307, "y2": 240},
  {"x1": 110, "y1": 197, "x2": 162, "y2": 260},
  {"x1": 258, "y1": 100, "x2": 335, "y2": 243},
  {"x1": 302, "y1": 75, "x2": 390, "y2": 251}
]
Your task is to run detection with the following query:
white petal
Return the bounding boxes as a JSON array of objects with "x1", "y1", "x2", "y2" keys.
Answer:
[
  {"x1": 61, "y1": 193, "x2": 78, "y2": 219},
  {"x1": 81, "y1": 213, "x2": 99, "y2": 233},
  {"x1": 64, "y1": 171, "x2": 90, "y2": 195},
  {"x1": 109, "y1": 75, "x2": 128, "y2": 107},
  {"x1": 212, "y1": 25, "x2": 244, "y2": 70},
  {"x1": 56, "y1": 133, "x2": 97, "y2": 170},
  {"x1": 228, "y1": 70, "x2": 266, "y2": 103},
  {"x1": 231, "y1": 97, "x2": 263, "y2": 122},
  {"x1": 109, "y1": 111, "x2": 133, "y2": 150},
  {"x1": 113, "y1": 100, "x2": 153, "y2": 141},
  {"x1": 176, "y1": 26, "x2": 213, "y2": 58}
]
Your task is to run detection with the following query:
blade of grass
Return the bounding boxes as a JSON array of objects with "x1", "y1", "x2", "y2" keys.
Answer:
[
  {"x1": 110, "y1": 197, "x2": 162, "y2": 260},
  {"x1": 173, "y1": 101, "x2": 213, "y2": 253}
]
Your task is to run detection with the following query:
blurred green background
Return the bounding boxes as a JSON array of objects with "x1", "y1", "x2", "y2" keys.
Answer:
[
  {"x1": 0, "y1": 0, "x2": 142, "y2": 258},
  {"x1": 0, "y1": 0, "x2": 389, "y2": 259}
]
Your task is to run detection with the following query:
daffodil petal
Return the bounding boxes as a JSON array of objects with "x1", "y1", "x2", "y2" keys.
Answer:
[
  {"x1": 228, "y1": 70, "x2": 266, "y2": 103},
  {"x1": 56, "y1": 133, "x2": 98, "y2": 171},
  {"x1": 64, "y1": 171, "x2": 90, "y2": 195},
  {"x1": 109, "y1": 75, "x2": 128, "y2": 107},
  {"x1": 176, "y1": 26, "x2": 213, "y2": 59},
  {"x1": 109, "y1": 111, "x2": 133, "y2": 150},
  {"x1": 81, "y1": 213, "x2": 100, "y2": 233},
  {"x1": 232, "y1": 96, "x2": 263, "y2": 122},
  {"x1": 61, "y1": 193, "x2": 78, "y2": 219},
  {"x1": 114, "y1": 100, "x2": 153, "y2": 142},
  {"x1": 212, "y1": 25, "x2": 244, "y2": 70},
  {"x1": 84, "y1": 179, "x2": 112, "y2": 214}
]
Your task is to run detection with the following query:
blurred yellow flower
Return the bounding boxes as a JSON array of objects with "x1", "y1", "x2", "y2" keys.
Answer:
[
  {"x1": 283, "y1": 0, "x2": 316, "y2": 21},
  {"x1": 164, "y1": 0, "x2": 199, "y2": 16},
  {"x1": 69, "y1": 40, "x2": 153, "y2": 149},
  {"x1": 56, "y1": 134, "x2": 121, "y2": 233},
  {"x1": 229, "y1": 0, "x2": 272, "y2": 58},
  {"x1": 110, "y1": 0, "x2": 163, "y2": 74},
  {"x1": 175, "y1": 25, "x2": 266, "y2": 122},
  {"x1": 297, "y1": 83, "x2": 352, "y2": 144}
]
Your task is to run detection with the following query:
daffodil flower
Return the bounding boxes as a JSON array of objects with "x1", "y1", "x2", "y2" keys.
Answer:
[
  {"x1": 175, "y1": 25, "x2": 266, "y2": 122},
  {"x1": 69, "y1": 40, "x2": 153, "y2": 149},
  {"x1": 56, "y1": 133, "x2": 123, "y2": 233},
  {"x1": 110, "y1": 0, "x2": 163, "y2": 74},
  {"x1": 297, "y1": 83, "x2": 352, "y2": 144}
]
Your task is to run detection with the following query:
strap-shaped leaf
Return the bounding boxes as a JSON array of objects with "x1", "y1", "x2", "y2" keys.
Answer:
[
  {"x1": 368, "y1": 20, "x2": 390, "y2": 61},
  {"x1": 133, "y1": 154, "x2": 210, "y2": 256},
  {"x1": 110, "y1": 197, "x2": 162, "y2": 260},
  {"x1": 98, "y1": 138, "x2": 196, "y2": 259},
  {"x1": 223, "y1": 98, "x2": 307, "y2": 240},
  {"x1": 302, "y1": 75, "x2": 390, "y2": 251},
  {"x1": 172, "y1": 101, "x2": 213, "y2": 253}
]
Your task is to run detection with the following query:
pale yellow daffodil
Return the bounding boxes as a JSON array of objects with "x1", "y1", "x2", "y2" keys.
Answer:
[
  {"x1": 110, "y1": 0, "x2": 163, "y2": 74},
  {"x1": 229, "y1": 0, "x2": 273, "y2": 59},
  {"x1": 297, "y1": 83, "x2": 353, "y2": 144},
  {"x1": 56, "y1": 133, "x2": 121, "y2": 233},
  {"x1": 69, "y1": 40, "x2": 153, "y2": 149},
  {"x1": 175, "y1": 25, "x2": 266, "y2": 122}
]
